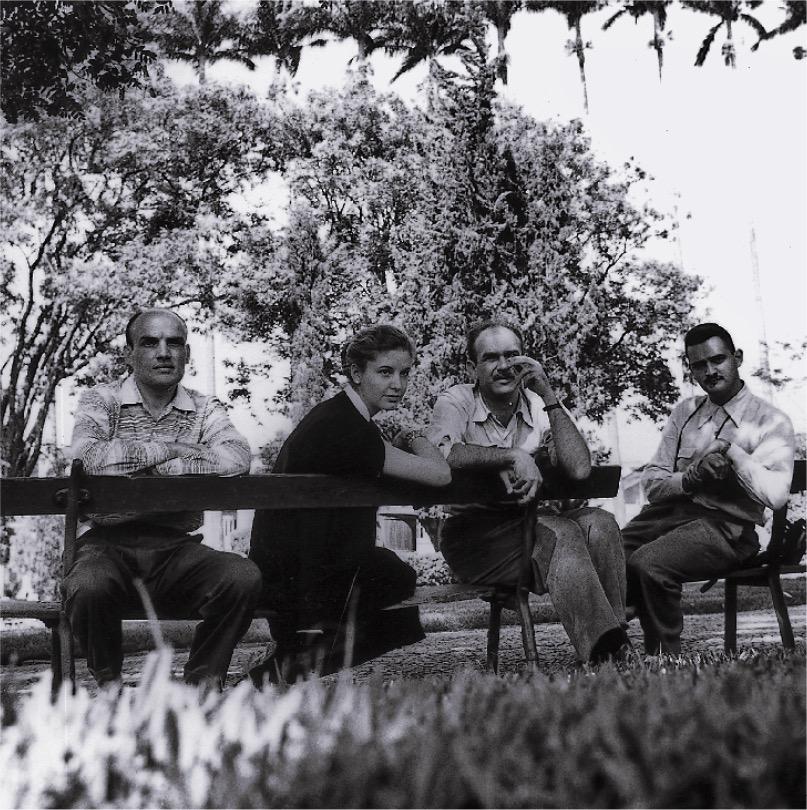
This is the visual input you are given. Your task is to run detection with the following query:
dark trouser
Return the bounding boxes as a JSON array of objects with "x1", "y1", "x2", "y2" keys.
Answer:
[
  {"x1": 260, "y1": 545, "x2": 424, "y2": 674},
  {"x1": 442, "y1": 507, "x2": 627, "y2": 662},
  {"x1": 63, "y1": 524, "x2": 263, "y2": 686},
  {"x1": 622, "y1": 500, "x2": 759, "y2": 655}
]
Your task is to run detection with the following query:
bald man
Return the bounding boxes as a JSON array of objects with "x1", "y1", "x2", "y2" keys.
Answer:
[{"x1": 66, "y1": 308, "x2": 262, "y2": 689}]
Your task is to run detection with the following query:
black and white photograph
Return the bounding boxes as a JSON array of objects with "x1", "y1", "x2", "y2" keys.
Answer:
[{"x1": 1, "y1": 1, "x2": 805, "y2": 807}]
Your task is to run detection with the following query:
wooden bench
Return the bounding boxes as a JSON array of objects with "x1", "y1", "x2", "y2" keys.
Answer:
[
  {"x1": 700, "y1": 458, "x2": 806, "y2": 653},
  {"x1": 1, "y1": 460, "x2": 621, "y2": 689}
]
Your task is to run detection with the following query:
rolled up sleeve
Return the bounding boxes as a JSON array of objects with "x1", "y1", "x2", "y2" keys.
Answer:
[{"x1": 426, "y1": 394, "x2": 470, "y2": 459}]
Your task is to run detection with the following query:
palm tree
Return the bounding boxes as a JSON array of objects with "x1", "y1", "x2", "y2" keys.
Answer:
[
  {"x1": 156, "y1": 0, "x2": 255, "y2": 84},
  {"x1": 751, "y1": 0, "x2": 806, "y2": 58},
  {"x1": 682, "y1": 1, "x2": 767, "y2": 68},
  {"x1": 603, "y1": 1, "x2": 671, "y2": 80},
  {"x1": 313, "y1": 1, "x2": 401, "y2": 62},
  {"x1": 472, "y1": 0, "x2": 522, "y2": 83},
  {"x1": 527, "y1": 1, "x2": 602, "y2": 113}
]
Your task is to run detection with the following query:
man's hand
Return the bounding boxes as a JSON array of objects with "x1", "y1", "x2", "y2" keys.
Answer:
[
  {"x1": 698, "y1": 452, "x2": 731, "y2": 481},
  {"x1": 508, "y1": 355, "x2": 554, "y2": 399},
  {"x1": 503, "y1": 448, "x2": 543, "y2": 504}
]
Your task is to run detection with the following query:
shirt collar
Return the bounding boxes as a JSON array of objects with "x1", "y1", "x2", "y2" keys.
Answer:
[
  {"x1": 121, "y1": 375, "x2": 196, "y2": 413},
  {"x1": 471, "y1": 387, "x2": 534, "y2": 428},
  {"x1": 344, "y1": 385, "x2": 371, "y2": 421},
  {"x1": 696, "y1": 381, "x2": 749, "y2": 429}
]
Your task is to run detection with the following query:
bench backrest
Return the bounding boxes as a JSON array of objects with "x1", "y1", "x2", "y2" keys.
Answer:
[{"x1": 1, "y1": 462, "x2": 623, "y2": 517}]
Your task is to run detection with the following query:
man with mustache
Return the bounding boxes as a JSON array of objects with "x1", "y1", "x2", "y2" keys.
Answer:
[
  {"x1": 426, "y1": 319, "x2": 630, "y2": 664},
  {"x1": 66, "y1": 307, "x2": 262, "y2": 689},
  {"x1": 622, "y1": 322, "x2": 795, "y2": 654}
]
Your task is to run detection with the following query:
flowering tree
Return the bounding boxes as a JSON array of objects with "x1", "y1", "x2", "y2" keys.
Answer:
[{"x1": 0, "y1": 80, "x2": 284, "y2": 476}]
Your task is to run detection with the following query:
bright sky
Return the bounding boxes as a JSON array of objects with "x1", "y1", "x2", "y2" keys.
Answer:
[{"x1": 162, "y1": 2, "x2": 806, "y2": 460}]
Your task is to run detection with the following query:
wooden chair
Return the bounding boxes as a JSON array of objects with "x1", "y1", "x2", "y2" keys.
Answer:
[{"x1": 702, "y1": 459, "x2": 806, "y2": 653}]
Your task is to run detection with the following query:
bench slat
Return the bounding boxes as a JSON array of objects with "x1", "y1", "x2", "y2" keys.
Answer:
[
  {"x1": 1, "y1": 467, "x2": 622, "y2": 516},
  {"x1": 0, "y1": 598, "x2": 61, "y2": 620}
]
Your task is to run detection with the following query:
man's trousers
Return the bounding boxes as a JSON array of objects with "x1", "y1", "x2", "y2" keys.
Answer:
[
  {"x1": 441, "y1": 506, "x2": 627, "y2": 662},
  {"x1": 622, "y1": 499, "x2": 759, "y2": 654},
  {"x1": 64, "y1": 523, "x2": 263, "y2": 686}
]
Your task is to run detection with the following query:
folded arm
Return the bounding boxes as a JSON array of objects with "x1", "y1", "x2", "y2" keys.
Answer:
[
  {"x1": 724, "y1": 416, "x2": 795, "y2": 510},
  {"x1": 70, "y1": 391, "x2": 251, "y2": 477}
]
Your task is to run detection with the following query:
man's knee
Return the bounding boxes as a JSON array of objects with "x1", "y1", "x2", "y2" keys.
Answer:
[
  {"x1": 64, "y1": 567, "x2": 122, "y2": 613},
  {"x1": 219, "y1": 555, "x2": 263, "y2": 601},
  {"x1": 575, "y1": 507, "x2": 620, "y2": 541},
  {"x1": 627, "y1": 544, "x2": 667, "y2": 584}
]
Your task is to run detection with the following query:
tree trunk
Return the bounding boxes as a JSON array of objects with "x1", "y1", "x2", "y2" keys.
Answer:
[
  {"x1": 726, "y1": 17, "x2": 735, "y2": 68},
  {"x1": 652, "y1": 9, "x2": 664, "y2": 81},
  {"x1": 574, "y1": 17, "x2": 589, "y2": 113}
]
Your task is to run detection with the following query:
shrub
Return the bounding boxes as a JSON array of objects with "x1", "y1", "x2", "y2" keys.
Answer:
[
  {"x1": 1, "y1": 648, "x2": 804, "y2": 808},
  {"x1": 401, "y1": 551, "x2": 458, "y2": 586}
]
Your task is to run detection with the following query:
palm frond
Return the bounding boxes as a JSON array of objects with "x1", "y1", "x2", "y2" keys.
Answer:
[{"x1": 694, "y1": 21, "x2": 722, "y2": 66}]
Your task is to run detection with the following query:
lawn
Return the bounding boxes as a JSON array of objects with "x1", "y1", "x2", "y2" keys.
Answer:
[{"x1": 1, "y1": 646, "x2": 804, "y2": 809}]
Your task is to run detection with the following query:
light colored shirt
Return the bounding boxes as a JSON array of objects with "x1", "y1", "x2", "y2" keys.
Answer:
[
  {"x1": 426, "y1": 383, "x2": 557, "y2": 513},
  {"x1": 642, "y1": 382, "x2": 795, "y2": 525},
  {"x1": 70, "y1": 375, "x2": 251, "y2": 532},
  {"x1": 344, "y1": 384, "x2": 371, "y2": 421}
]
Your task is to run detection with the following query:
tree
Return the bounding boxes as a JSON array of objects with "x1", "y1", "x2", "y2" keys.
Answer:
[
  {"x1": 682, "y1": 1, "x2": 767, "y2": 68},
  {"x1": 0, "y1": 0, "x2": 171, "y2": 123},
  {"x1": 226, "y1": 55, "x2": 700, "y2": 434},
  {"x1": 603, "y1": 1, "x2": 671, "y2": 80},
  {"x1": 528, "y1": 1, "x2": 603, "y2": 112},
  {"x1": 381, "y1": 0, "x2": 482, "y2": 82},
  {"x1": 1, "y1": 80, "x2": 285, "y2": 476},
  {"x1": 154, "y1": 0, "x2": 254, "y2": 83},
  {"x1": 751, "y1": 1, "x2": 806, "y2": 59}
]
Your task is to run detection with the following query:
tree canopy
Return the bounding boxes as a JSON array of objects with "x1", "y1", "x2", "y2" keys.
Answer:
[
  {"x1": 0, "y1": 79, "x2": 286, "y2": 475},
  {"x1": 0, "y1": 1, "x2": 171, "y2": 122},
  {"x1": 225, "y1": 55, "x2": 701, "y2": 431}
]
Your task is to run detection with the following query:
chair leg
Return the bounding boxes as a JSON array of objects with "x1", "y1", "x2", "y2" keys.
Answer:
[
  {"x1": 724, "y1": 577, "x2": 738, "y2": 654},
  {"x1": 49, "y1": 623, "x2": 63, "y2": 696},
  {"x1": 58, "y1": 611, "x2": 76, "y2": 691},
  {"x1": 767, "y1": 569, "x2": 796, "y2": 649},
  {"x1": 486, "y1": 600, "x2": 503, "y2": 674},
  {"x1": 517, "y1": 587, "x2": 538, "y2": 671}
]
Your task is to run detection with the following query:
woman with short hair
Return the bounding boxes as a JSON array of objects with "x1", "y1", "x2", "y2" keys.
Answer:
[{"x1": 248, "y1": 324, "x2": 450, "y2": 684}]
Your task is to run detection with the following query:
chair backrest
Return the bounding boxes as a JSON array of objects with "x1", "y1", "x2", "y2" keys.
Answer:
[{"x1": 766, "y1": 459, "x2": 806, "y2": 565}]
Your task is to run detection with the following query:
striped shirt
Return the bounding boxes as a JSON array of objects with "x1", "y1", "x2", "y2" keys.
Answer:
[
  {"x1": 70, "y1": 375, "x2": 251, "y2": 533},
  {"x1": 642, "y1": 382, "x2": 795, "y2": 525}
]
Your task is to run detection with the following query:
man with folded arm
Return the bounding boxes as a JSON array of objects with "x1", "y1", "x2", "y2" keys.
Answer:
[
  {"x1": 426, "y1": 319, "x2": 630, "y2": 664},
  {"x1": 66, "y1": 307, "x2": 262, "y2": 688},
  {"x1": 623, "y1": 322, "x2": 795, "y2": 654}
]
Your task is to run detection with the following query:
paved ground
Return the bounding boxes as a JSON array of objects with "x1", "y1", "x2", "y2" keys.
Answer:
[{"x1": 3, "y1": 605, "x2": 804, "y2": 695}]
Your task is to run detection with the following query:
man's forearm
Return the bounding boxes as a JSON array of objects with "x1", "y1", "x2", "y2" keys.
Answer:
[
  {"x1": 446, "y1": 443, "x2": 515, "y2": 470},
  {"x1": 544, "y1": 407, "x2": 591, "y2": 479}
]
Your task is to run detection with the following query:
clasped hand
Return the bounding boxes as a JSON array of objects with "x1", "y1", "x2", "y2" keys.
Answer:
[
  {"x1": 500, "y1": 449, "x2": 542, "y2": 505},
  {"x1": 684, "y1": 439, "x2": 732, "y2": 490}
]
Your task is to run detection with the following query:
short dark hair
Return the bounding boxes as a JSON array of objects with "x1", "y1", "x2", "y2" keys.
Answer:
[
  {"x1": 125, "y1": 308, "x2": 188, "y2": 347},
  {"x1": 466, "y1": 319, "x2": 524, "y2": 362},
  {"x1": 341, "y1": 324, "x2": 416, "y2": 373},
  {"x1": 684, "y1": 322, "x2": 735, "y2": 355}
]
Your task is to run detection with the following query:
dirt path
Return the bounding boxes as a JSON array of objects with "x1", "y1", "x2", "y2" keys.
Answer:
[{"x1": 3, "y1": 606, "x2": 804, "y2": 695}]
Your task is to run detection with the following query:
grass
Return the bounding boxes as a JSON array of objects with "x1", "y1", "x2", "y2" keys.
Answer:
[{"x1": 1, "y1": 647, "x2": 804, "y2": 808}]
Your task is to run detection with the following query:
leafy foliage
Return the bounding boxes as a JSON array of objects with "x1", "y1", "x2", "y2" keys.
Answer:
[
  {"x1": 0, "y1": 1, "x2": 170, "y2": 123},
  {"x1": 1, "y1": 647, "x2": 804, "y2": 807},
  {"x1": 0, "y1": 80, "x2": 284, "y2": 476},
  {"x1": 226, "y1": 55, "x2": 700, "y2": 432}
]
